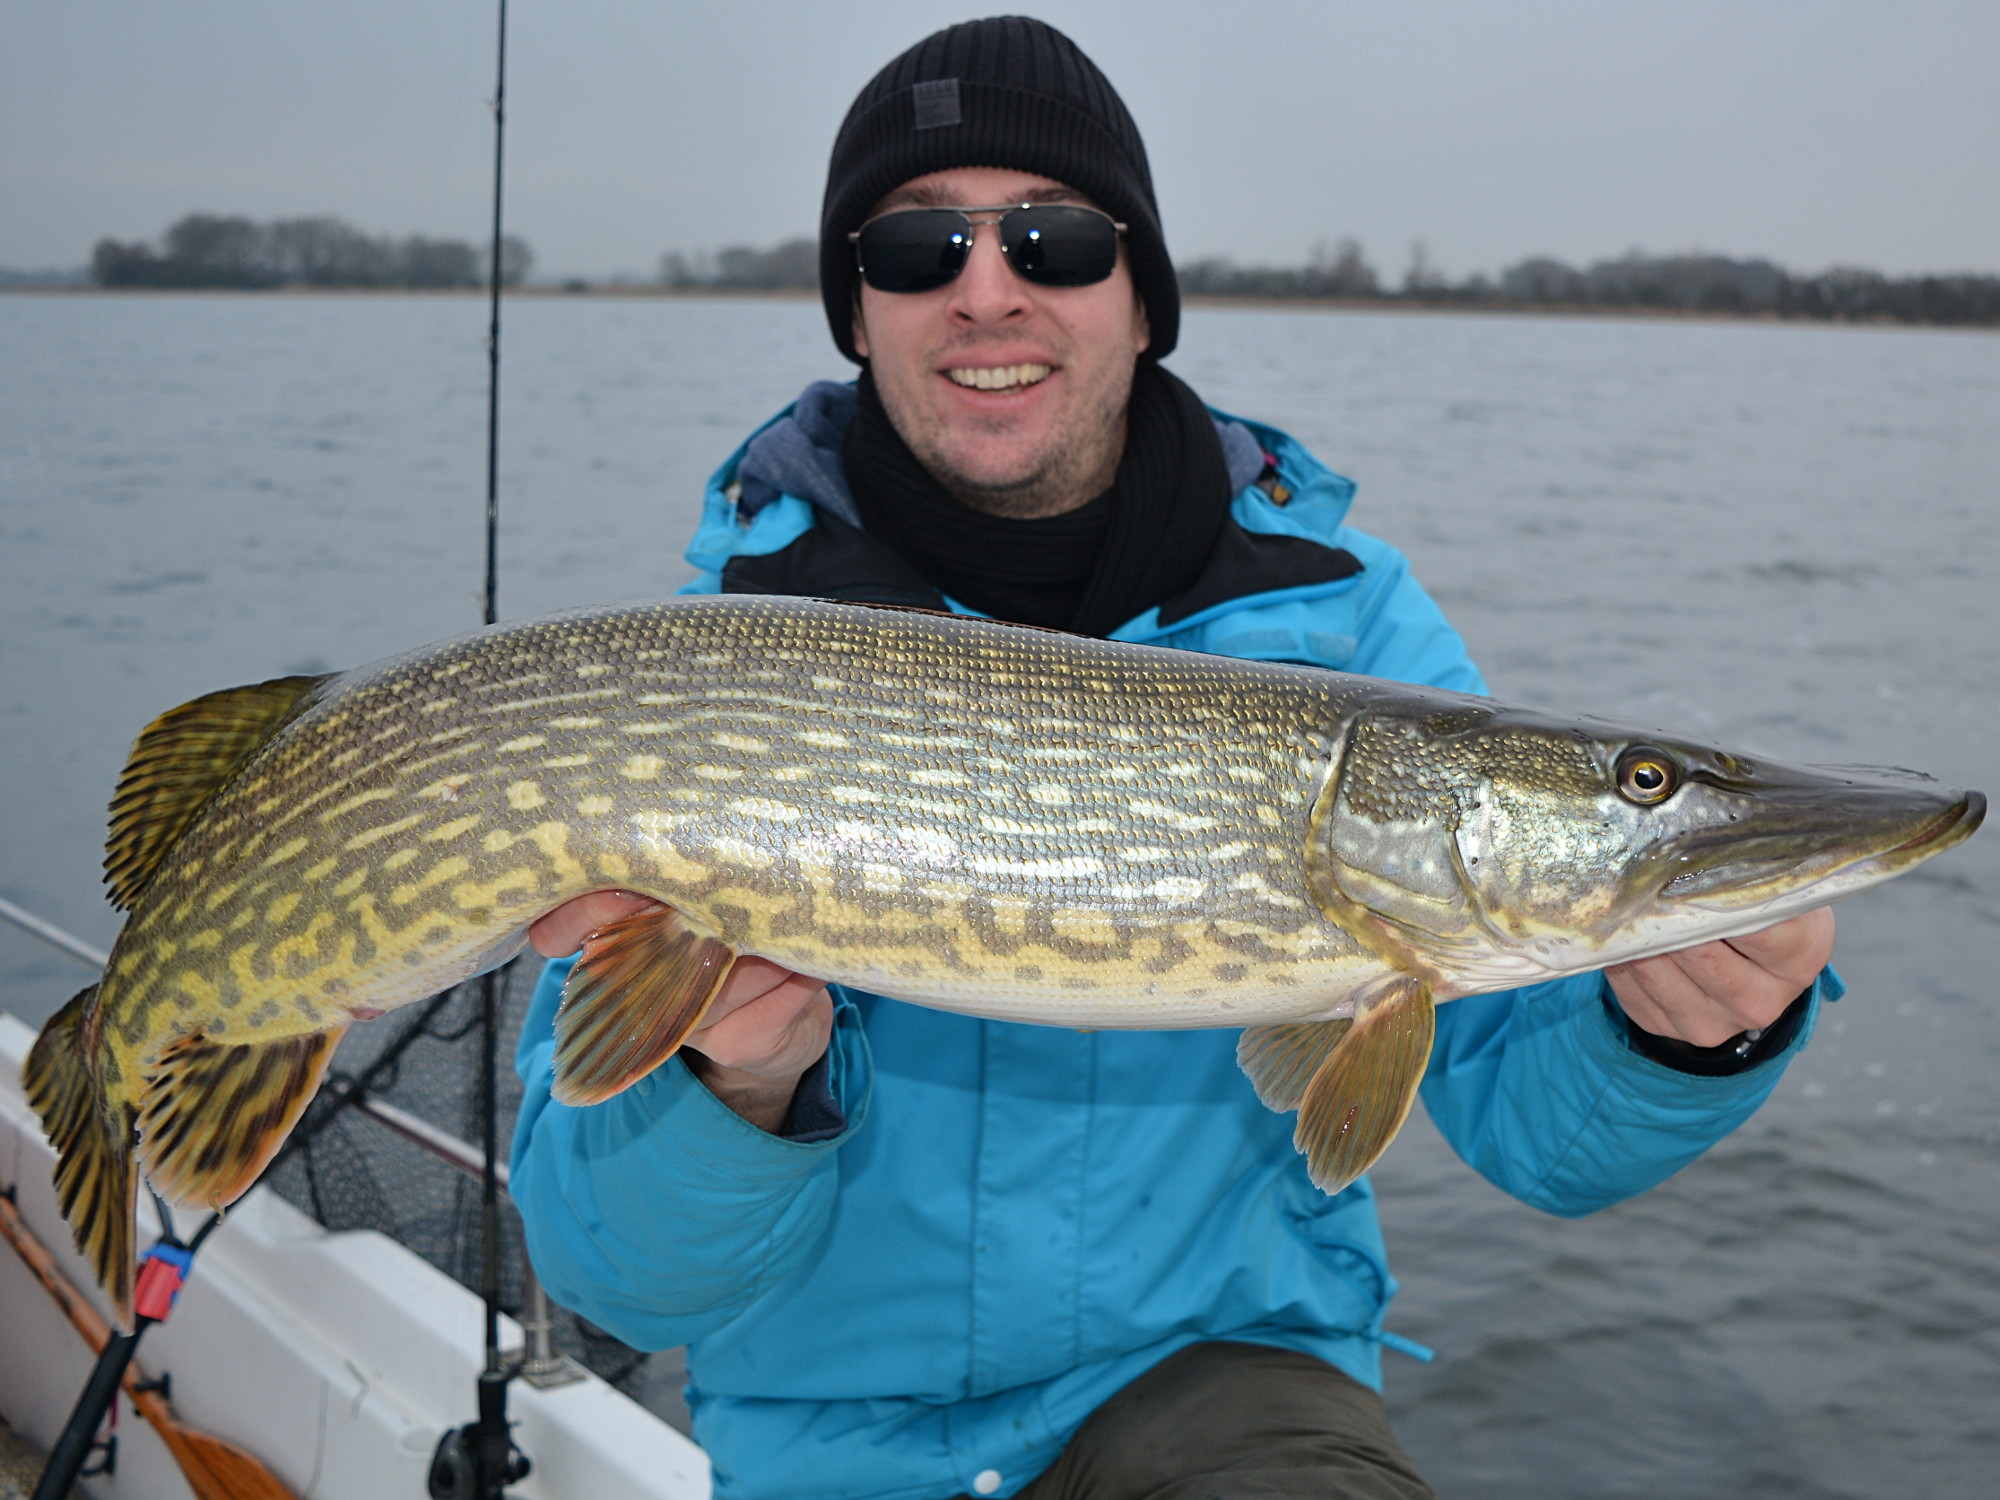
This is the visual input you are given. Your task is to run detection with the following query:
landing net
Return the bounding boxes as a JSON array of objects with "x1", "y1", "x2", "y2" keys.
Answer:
[{"x1": 261, "y1": 958, "x2": 692, "y2": 1432}]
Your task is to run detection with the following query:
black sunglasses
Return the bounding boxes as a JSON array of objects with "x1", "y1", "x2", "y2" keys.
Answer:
[{"x1": 849, "y1": 203, "x2": 1128, "y2": 294}]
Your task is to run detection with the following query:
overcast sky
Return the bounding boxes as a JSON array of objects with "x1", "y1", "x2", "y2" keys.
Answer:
[{"x1": 4, "y1": 1, "x2": 1996, "y2": 281}]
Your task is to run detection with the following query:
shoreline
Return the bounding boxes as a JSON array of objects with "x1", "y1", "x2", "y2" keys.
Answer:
[{"x1": 3, "y1": 282, "x2": 1993, "y2": 331}]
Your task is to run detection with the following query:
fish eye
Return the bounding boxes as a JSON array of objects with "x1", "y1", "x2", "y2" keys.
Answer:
[{"x1": 1615, "y1": 747, "x2": 1680, "y2": 806}]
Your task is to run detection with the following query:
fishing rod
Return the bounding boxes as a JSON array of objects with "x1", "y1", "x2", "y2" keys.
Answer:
[{"x1": 427, "y1": 1, "x2": 531, "y2": 1496}]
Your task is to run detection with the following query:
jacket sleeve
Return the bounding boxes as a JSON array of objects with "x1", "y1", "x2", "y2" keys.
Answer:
[
  {"x1": 1329, "y1": 529, "x2": 1832, "y2": 1215},
  {"x1": 1421, "y1": 971, "x2": 1836, "y2": 1216},
  {"x1": 509, "y1": 957, "x2": 873, "y2": 1350}
]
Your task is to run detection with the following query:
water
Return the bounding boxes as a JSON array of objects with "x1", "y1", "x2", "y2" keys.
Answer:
[{"x1": 3, "y1": 293, "x2": 1996, "y2": 1497}]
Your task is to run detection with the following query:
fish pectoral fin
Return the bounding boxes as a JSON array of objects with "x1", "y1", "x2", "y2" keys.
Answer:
[
  {"x1": 25, "y1": 985, "x2": 141, "y2": 1325},
  {"x1": 105, "y1": 672, "x2": 333, "y2": 910},
  {"x1": 136, "y1": 1025, "x2": 346, "y2": 1212},
  {"x1": 552, "y1": 905, "x2": 737, "y2": 1106},
  {"x1": 1293, "y1": 978, "x2": 1436, "y2": 1196},
  {"x1": 1237, "y1": 1017, "x2": 1355, "y2": 1112}
]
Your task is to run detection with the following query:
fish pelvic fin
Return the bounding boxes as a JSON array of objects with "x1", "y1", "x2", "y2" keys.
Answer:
[
  {"x1": 1290, "y1": 978, "x2": 1436, "y2": 1196},
  {"x1": 24, "y1": 985, "x2": 140, "y2": 1324},
  {"x1": 104, "y1": 673, "x2": 332, "y2": 910},
  {"x1": 552, "y1": 905, "x2": 737, "y2": 1106},
  {"x1": 1237, "y1": 1018, "x2": 1355, "y2": 1112},
  {"x1": 136, "y1": 1026, "x2": 346, "y2": 1214}
]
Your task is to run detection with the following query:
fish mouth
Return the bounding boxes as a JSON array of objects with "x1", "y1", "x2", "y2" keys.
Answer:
[
  {"x1": 1658, "y1": 787, "x2": 1984, "y2": 908},
  {"x1": 1884, "y1": 790, "x2": 1985, "y2": 856}
]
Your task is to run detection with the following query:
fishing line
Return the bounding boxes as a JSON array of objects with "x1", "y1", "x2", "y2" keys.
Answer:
[
  {"x1": 380, "y1": 0, "x2": 492, "y2": 428},
  {"x1": 419, "y1": 0, "x2": 495, "y2": 251},
  {"x1": 322, "y1": 0, "x2": 500, "y2": 631}
]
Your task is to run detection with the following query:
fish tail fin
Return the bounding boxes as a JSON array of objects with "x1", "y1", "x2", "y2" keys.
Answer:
[
  {"x1": 24, "y1": 984, "x2": 139, "y2": 1323},
  {"x1": 136, "y1": 1026, "x2": 347, "y2": 1216}
]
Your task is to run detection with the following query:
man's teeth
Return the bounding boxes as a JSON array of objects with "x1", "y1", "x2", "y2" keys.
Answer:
[{"x1": 947, "y1": 363, "x2": 1053, "y2": 391}]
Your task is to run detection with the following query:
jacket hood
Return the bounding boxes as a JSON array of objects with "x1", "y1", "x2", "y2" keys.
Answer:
[{"x1": 685, "y1": 379, "x2": 1372, "y2": 648}]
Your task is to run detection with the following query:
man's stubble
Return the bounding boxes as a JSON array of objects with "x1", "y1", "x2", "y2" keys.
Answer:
[{"x1": 876, "y1": 348, "x2": 1135, "y2": 521}]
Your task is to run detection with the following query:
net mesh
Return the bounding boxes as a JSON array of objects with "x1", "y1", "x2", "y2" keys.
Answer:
[{"x1": 259, "y1": 958, "x2": 693, "y2": 1432}]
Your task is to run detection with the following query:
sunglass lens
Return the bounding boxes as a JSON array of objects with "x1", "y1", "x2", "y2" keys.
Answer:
[
  {"x1": 857, "y1": 210, "x2": 972, "y2": 293},
  {"x1": 1003, "y1": 206, "x2": 1119, "y2": 287}
]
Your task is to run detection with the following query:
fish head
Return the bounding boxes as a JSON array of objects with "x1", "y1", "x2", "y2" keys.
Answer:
[{"x1": 1306, "y1": 693, "x2": 1984, "y2": 995}]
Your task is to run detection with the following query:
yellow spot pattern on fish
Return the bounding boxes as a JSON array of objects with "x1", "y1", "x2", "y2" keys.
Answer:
[
  {"x1": 176, "y1": 970, "x2": 223, "y2": 1009},
  {"x1": 388, "y1": 855, "x2": 471, "y2": 907},
  {"x1": 345, "y1": 813, "x2": 426, "y2": 851}
]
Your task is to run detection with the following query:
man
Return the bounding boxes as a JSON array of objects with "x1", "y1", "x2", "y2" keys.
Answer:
[{"x1": 512, "y1": 18, "x2": 1836, "y2": 1500}]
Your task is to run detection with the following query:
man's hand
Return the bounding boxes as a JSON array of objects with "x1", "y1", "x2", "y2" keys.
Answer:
[
  {"x1": 1606, "y1": 907, "x2": 1834, "y2": 1048},
  {"x1": 529, "y1": 892, "x2": 834, "y2": 1132}
]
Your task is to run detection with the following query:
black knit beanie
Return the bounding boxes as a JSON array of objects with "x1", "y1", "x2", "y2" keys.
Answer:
[{"x1": 820, "y1": 16, "x2": 1178, "y2": 365}]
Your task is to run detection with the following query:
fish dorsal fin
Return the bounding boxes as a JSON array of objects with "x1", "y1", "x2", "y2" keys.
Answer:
[
  {"x1": 104, "y1": 674, "x2": 330, "y2": 909},
  {"x1": 551, "y1": 905, "x2": 738, "y2": 1106}
]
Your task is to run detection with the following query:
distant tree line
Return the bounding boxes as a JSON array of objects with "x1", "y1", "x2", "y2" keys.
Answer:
[
  {"x1": 1187, "y1": 241, "x2": 2000, "y2": 326},
  {"x1": 91, "y1": 214, "x2": 533, "y2": 290},
  {"x1": 653, "y1": 231, "x2": 1998, "y2": 327},
  {"x1": 1178, "y1": 237, "x2": 1386, "y2": 299},
  {"x1": 659, "y1": 239, "x2": 818, "y2": 291}
]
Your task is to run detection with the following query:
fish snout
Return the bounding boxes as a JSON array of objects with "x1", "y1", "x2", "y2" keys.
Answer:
[{"x1": 1651, "y1": 773, "x2": 1982, "y2": 910}]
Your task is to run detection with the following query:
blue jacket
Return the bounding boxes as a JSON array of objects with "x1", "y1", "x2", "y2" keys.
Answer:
[{"x1": 511, "y1": 386, "x2": 1836, "y2": 1500}]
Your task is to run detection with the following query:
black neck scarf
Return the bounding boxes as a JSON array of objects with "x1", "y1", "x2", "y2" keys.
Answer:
[{"x1": 843, "y1": 363, "x2": 1232, "y2": 636}]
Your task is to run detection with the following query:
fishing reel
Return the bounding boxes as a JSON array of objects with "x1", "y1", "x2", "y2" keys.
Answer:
[{"x1": 426, "y1": 1369, "x2": 531, "y2": 1499}]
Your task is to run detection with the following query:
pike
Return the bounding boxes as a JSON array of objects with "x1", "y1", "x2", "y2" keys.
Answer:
[{"x1": 25, "y1": 596, "x2": 1984, "y2": 1321}]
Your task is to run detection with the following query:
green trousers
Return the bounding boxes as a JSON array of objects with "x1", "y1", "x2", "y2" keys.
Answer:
[{"x1": 955, "y1": 1342, "x2": 1435, "y2": 1500}]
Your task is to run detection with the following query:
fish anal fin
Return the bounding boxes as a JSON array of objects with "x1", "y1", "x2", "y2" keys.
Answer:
[
  {"x1": 136, "y1": 1026, "x2": 346, "y2": 1213},
  {"x1": 552, "y1": 905, "x2": 736, "y2": 1106},
  {"x1": 25, "y1": 985, "x2": 140, "y2": 1324},
  {"x1": 1295, "y1": 979, "x2": 1436, "y2": 1196},
  {"x1": 105, "y1": 673, "x2": 332, "y2": 910},
  {"x1": 1237, "y1": 1017, "x2": 1354, "y2": 1112}
]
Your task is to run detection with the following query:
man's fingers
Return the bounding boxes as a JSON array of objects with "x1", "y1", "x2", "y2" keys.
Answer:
[
  {"x1": 528, "y1": 889, "x2": 667, "y2": 958},
  {"x1": 699, "y1": 958, "x2": 826, "y2": 1030},
  {"x1": 525, "y1": 896, "x2": 831, "y2": 1080},
  {"x1": 1608, "y1": 909, "x2": 1832, "y2": 1047},
  {"x1": 1607, "y1": 949, "x2": 1758, "y2": 1047},
  {"x1": 688, "y1": 966, "x2": 834, "y2": 1077},
  {"x1": 1723, "y1": 906, "x2": 1836, "y2": 991}
]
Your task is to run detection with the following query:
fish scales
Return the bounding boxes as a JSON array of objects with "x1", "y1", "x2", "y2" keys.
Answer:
[
  {"x1": 103, "y1": 598, "x2": 1384, "y2": 1053},
  {"x1": 26, "y1": 594, "x2": 1982, "y2": 1321}
]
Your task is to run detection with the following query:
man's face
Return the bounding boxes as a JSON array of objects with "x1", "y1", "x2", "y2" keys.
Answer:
[{"x1": 852, "y1": 166, "x2": 1150, "y2": 519}]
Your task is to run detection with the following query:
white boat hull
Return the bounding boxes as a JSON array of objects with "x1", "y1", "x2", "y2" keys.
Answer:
[{"x1": 0, "y1": 1011, "x2": 710, "y2": 1500}]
